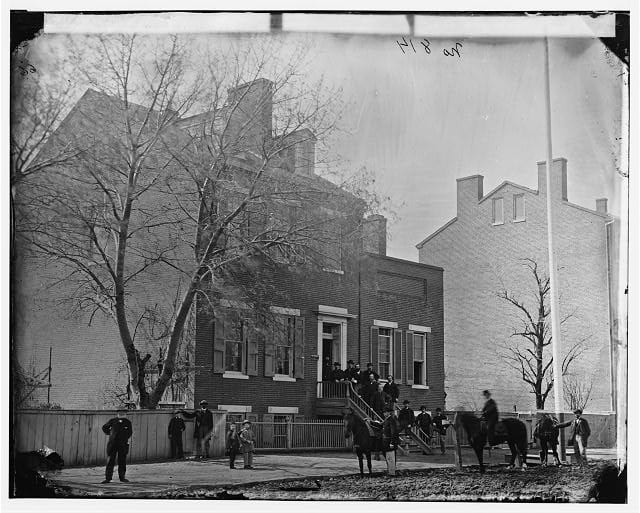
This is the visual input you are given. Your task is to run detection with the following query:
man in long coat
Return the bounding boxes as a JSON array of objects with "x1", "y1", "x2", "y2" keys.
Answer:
[
  {"x1": 168, "y1": 411, "x2": 186, "y2": 459},
  {"x1": 101, "y1": 409, "x2": 132, "y2": 483},
  {"x1": 382, "y1": 406, "x2": 400, "y2": 476},
  {"x1": 557, "y1": 409, "x2": 591, "y2": 465},
  {"x1": 181, "y1": 400, "x2": 214, "y2": 459}
]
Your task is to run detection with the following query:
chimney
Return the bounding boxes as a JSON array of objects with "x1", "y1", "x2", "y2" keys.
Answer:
[
  {"x1": 537, "y1": 158, "x2": 568, "y2": 201},
  {"x1": 226, "y1": 78, "x2": 273, "y2": 151},
  {"x1": 281, "y1": 128, "x2": 316, "y2": 176},
  {"x1": 596, "y1": 198, "x2": 608, "y2": 213},
  {"x1": 456, "y1": 175, "x2": 484, "y2": 217},
  {"x1": 363, "y1": 214, "x2": 387, "y2": 256}
]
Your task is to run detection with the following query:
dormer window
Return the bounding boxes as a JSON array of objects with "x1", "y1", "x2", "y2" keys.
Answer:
[
  {"x1": 492, "y1": 198, "x2": 504, "y2": 225},
  {"x1": 513, "y1": 194, "x2": 526, "y2": 222}
]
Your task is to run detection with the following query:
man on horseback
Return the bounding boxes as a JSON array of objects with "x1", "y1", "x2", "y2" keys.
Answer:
[{"x1": 481, "y1": 390, "x2": 499, "y2": 446}]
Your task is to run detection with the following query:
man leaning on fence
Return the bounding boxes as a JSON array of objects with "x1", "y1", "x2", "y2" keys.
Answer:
[
  {"x1": 180, "y1": 400, "x2": 214, "y2": 459},
  {"x1": 101, "y1": 409, "x2": 132, "y2": 484}
]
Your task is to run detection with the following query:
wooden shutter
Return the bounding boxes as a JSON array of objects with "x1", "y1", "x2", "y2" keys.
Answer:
[
  {"x1": 246, "y1": 321, "x2": 258, "y2": 376},
  {"x1": 213, "y1": 313, "x2": 225, "y2": 374},
  {"x1": 264, "y1": 318, "x2": 275, "y2": 377},
  {"x1": 294, "y1": 317, "x2": 305, "y2": 379},
  {"x1": 393, "y1": 329, "x2": 402, "y2": 382},
  {"x1": 424, "y1": 333, "x2": 429, "y2": 385},
  {"x1": 370, "y1": 326, "x2": 379, "y2": 370},
  {"x1": 405, "y1": 330, "x2": 414, "y2": 385},
  {"x1": 262, "y1": 413, "x2": 274, "y2": 448}
]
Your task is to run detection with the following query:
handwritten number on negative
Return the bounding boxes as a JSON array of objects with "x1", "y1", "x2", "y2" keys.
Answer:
[{"x1": 443, "y1": 42, "x2": 463, "y2": 58}]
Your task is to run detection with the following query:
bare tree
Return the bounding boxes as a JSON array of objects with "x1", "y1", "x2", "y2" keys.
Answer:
[
  {"x1": 17, "y1": 34, "x2": 379, "y2": 408},
  {"x1": 563, "y1": 373, "x2": 595, "y2": 412},
  {"x1": 497, "y1": 258, "x2": 589, "y2": 410}
]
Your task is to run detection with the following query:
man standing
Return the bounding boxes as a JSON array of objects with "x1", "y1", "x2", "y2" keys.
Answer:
[
  {"x1": 481, "y1": 390, "x2": 499, "y2": 446},
  {"x1": 329, "y1": 362, "x2": 345, "y2": 382},
  {"x1": 361, "y1": 374, "x2": 379, "y2": 411},
  {"x1": 239, "y1": 420, "x2": 256, "y2": 469},
  {"x1": 398, "y1": 400, "x2": 416, "y2": 435},
  {"x1": 362, "y1": 362, "x2": 379, "y2": 383},
  {"x1": 181, "y1": 400, "x2": 214, "y2": 459},
  {"x1": 416, "y1": 406, "x2": 432, "y2": 438},
  {"x1": 382, "y1": 406, "x2": 400, "y2": 477},
  {"x1": 383, "y1": 375, "x2": 399, "y2": 404},
  {"x1": 345, "y1": 360, "x2": 359, "y2": 383},
  {"x1": 168, "y1": 411, "x2": 185, "y2": 459},
  {"x1": 432, "y1": 407, "x2": 448, "y2": 455},
  {"x1": 557, "y1": 409, "x2": 591, "y2": 465},
  {"x1": 226, "y1": 423, "x2": 241, "y2": 469},
  {"x1": 101, "y1": 409, "x2": 132, "y2": 484}
]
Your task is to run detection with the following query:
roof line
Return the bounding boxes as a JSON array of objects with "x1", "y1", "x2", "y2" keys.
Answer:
[
  {"x1": 415, "y1": 217, "x2": 458, "y2": 249},
  {"x1": 364, "y1": 252, "x2": 444, "y2": 271},
  {"x1": 478, "y1": 181, "x2": 539, "y2": 204}
]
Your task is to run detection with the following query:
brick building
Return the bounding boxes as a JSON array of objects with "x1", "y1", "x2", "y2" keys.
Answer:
[
  {"x1": 416, "y1": 158, "x2": 617, "y2": 412},
  {"x1": 14, "y1": 79, "x2": 445, "y2": 418}
]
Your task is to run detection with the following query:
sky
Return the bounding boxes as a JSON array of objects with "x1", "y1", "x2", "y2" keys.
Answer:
[
  {"x1": 307, "y1": 34, "x2": 625, "y2": 261},
  {"x1": 23, "y1": 17, "x2": 626, "y2": 263}
]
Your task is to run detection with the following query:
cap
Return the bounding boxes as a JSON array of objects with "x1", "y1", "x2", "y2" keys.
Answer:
[{"x1": 199, "y1": 400, "x2": 208, "y2": 406}]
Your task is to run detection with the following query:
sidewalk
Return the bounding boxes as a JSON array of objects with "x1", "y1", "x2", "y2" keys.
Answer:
[
  {"x1": 44, "y1": 450, "x2": 468, "y2": 498},
  {"x1": 44, "y1": 447, "x2": 617, "y2": 498}
]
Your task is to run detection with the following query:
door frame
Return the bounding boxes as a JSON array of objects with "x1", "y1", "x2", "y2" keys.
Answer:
[{"x1": 316, "y1": 314, "x2": 348, "y2": 382}]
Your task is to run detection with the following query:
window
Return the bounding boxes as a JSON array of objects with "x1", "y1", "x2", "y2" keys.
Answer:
[
  {"x1": 413, "y1": 333, "x2": 427, "y2": 386},
  {"x1": 492, "y1": 197, "x2": 504, "y2": 225},
  {"x1": 224, "y1": 318, "x2": 244, "y2": 372},
  {"x1": 212, "y1": 310, "x2": 258, "y2": 376},
  {"x1": 275, "y1": 317, "x2": 294, "y2": 376},
  {"x1": 265, "y1": 315, "x2": 305, "y2": 379},
  {"x1": 378, "y1": 328, "x2": 392, "y2": 378},
  {"x1": 513, "y1": 194, "x2": 526, "y2": 222}
]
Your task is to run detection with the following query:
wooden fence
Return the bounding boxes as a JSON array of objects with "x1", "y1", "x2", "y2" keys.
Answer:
[
  {"x1": 14, "y1": 409, "x2": 227, "y2": 467},
  {"x1": 234, "y1": 418, "x2": 348, "y2": 451}
]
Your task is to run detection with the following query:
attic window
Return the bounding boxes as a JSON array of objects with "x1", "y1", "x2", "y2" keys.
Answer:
[
  {"x1": 492, "y1": 198, "x2": 504, "y2": 225},
  {"x1": 513, "y1": 194, "x2": 526, "y2": 222}
]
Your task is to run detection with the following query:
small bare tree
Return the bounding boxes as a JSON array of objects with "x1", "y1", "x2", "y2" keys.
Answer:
[
  {"x1": 563, "y1": 373, "x2": 595, "y2": 412},
  {"x1": 497, "y1": 258, "x2": 589, "y2": 410}
]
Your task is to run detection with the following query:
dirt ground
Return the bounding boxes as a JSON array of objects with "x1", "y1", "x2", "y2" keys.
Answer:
[{"x1": 161, "y1": 462, "x2": 603, "y2": 502}]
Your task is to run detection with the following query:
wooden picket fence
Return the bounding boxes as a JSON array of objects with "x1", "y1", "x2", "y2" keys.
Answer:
[
  {"x1": 237, "y1": 418, "x2": 348, "y2": 451},
  {"x1": 14, "y1": 409, "x2": 227, "y2": 467}
]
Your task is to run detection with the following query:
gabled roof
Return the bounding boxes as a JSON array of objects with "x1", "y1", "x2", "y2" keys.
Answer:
[
  {"x1": 415, "y1": 217, "x2": 458, "y2": 249},
  {"x1": 478, "y1": 181, "x2": 538, "y2": 203}
]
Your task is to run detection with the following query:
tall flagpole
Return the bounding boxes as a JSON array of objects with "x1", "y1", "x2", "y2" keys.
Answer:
[{"x1": 543, "y1": 37, "x2": 566, "y2": 461}]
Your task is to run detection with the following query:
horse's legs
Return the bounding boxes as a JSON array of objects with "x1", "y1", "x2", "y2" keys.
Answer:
[
  {"x1": 550, "y1": 441, "x2": 560, "y2": 466},
  {"x1": 357, "y1": 450, "x2": 364, "y2": 476},
  {"x1": 507, "y1": 441, "x2": 518, "y2": 468},
  {"x1": 539, "y1": 439, "x2": 548, "y2": 466},
  {"x1": 366, "y1": 451, "x2": 372, "y2": 476}
]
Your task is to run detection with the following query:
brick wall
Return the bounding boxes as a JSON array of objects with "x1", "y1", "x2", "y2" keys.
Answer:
[{"x1": 418, "y1": 162, "x2": 613, "y2": 412}]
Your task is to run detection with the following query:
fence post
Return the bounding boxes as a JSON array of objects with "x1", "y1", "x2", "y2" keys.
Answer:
[
  {"x1": 452, "y1": 412, "x2": 463, "y2": 470},
  {"x1": 286, "y1": 416, "x2": 292, "y2": 449}
]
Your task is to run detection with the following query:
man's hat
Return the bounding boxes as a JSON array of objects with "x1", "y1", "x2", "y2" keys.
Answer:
[
  {"x1": 333, "y1": 361, "x2": 340, "y2": 366},
  {"x1": 403, "y1": 399, "x2": 410, "y2": 405},
  {"x1": 420, "y1": 405, "x2": 426, "y2": 410},
  {"x1": 573, "y1": 408, "x2": 583, "y2": 415},
  {"x1": 243, "y1": 420, "x2": 252, "y2": 425},
  {"x1": 347, "y1": 360, "x2": 354, "y2": 365},
  {"x1": 199, "y1": 400, "x2": 208, "y2": 406},
  {"x1": 384, "y1": 405, "x2": 395, "y2": 413},
  {"x1": 482, "y1": 389, "x2": 491, "y2": 396},
  {"x1": 366, "y1": 362, "x2": 373, "y2": 366}
]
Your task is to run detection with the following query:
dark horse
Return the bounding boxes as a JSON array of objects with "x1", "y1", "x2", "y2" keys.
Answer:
[
  {"x1": 533, "y1": 414, "x2": 561, "y2": 466},
  {"x1": 456, "y1": 412, "x2": 528, "y2": 473},
  {"x1": 343, "y1": 412, "x2": 383, "y2": 476}
]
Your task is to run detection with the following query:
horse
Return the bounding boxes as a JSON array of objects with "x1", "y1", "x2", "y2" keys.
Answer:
[
  {"x1": 343, "y1": 411, "x2": 383, "y2": 477},
  {"x1": 456, "y1": 412, "x2": 528, "y2": 473},
  {"x1": 533, "y1": 414, "x2": 561, "y2": 466}
]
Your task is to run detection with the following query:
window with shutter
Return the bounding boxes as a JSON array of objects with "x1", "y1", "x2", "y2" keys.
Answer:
[
  {"x1": 393, "y1": 330, "x2": 403, "y2": 382},
  {"x1": 246, "y1": 321, "x2": 258, "y2": 376},
  {"x1": 370, "y1": 326, "x2": 379, "y2": 370},
  {"x1": 405, "y1": 330, "x2": 414, "y2": 385},
  {"x1": 213, "y1": 315, "x2": 225, "y2": 374},
  {"x1": 294, "y1": 317, "x2": 305, "y2": 379},
  {"x1": 413, "y1": 332, "x2": 426, "y2": 385},
  {"x1": 264, "y1": 320, "x2": 275, "y2": 377},
  {"x1": 377, "y1": 328, "x2": 392, "y2": 378}
]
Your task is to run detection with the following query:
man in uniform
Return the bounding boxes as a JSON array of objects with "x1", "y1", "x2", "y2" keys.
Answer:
[
  {"x1": 181, "y1": 400, "x2": 214, "y2": 459},
  {"x1": 101, "y1": 409, "x2": 133, "y2": 483},
  {"x1": 481, "y1": 389, "x2": 499, "y2": 446}
]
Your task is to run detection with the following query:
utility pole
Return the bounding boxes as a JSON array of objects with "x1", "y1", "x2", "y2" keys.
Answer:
[
  {"x1": 543, "y1": 37, "x2": 566, "y2": 461},
  {"x1": 47, "y1": 346, "x2": 52, "y2": 405}
]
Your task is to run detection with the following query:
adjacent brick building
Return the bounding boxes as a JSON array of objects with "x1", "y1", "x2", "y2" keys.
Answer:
[{"x1": 416, "y1": 158, "x2": 617, "y2": 412}]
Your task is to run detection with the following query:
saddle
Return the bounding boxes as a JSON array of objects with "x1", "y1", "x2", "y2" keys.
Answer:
[{"x1": 365, "y1": 419, "x2": 383, "y2": 438}]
